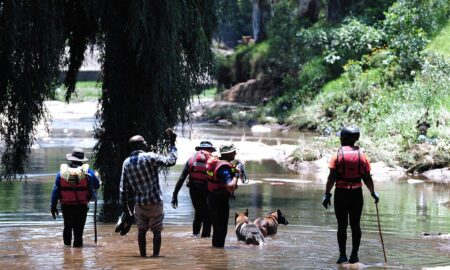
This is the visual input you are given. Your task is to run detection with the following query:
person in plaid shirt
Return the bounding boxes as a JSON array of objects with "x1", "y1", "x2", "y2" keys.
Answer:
[{"x1": 120, "y1": 129, "x2": 177, "y2": 257}]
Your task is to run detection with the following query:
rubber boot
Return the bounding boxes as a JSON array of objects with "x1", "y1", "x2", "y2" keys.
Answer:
[
  {"x1": 349, "y1": 252, "x2": 359, "y2": 264},
  {"x1": 138, "y1": 229, "x2": 147, "y2": 257},
  {"x1": 152, "y1": 231, "x2": 161, "y2": 257},
  {"x1": 336, "y1": 254, "x2": 348, "y2": 264}
]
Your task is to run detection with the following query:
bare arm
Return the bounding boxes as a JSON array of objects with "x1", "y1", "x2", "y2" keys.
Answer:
[
  {"x1": 173, "y1": 161, "x2": 189, "y2": 197},
  {"x1": 362, "y1": 173, "x2": 375, "y2": 194},
  {"x1": 325, "y1": 169, "x2": 337, "y2": 194},
  {"x1": 225, "y1": 176, "x2": 238, "y2": 193}
]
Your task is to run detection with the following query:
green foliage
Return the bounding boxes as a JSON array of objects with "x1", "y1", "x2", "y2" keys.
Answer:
[
  {"x1": 0, "y1": 0, "x2": 219, "y2": 220},
  {"x1": 323, "y1": 18, "x2": 384, "y2": 74},
  {"x1": 383, "y1": 0, "x2": 450, "y2": 76},
  {"x1": 95, "y1": 0, "x2": 216, "y2": 217},
  {"x1": 54, "y1": 81, "x2": 101, "y2": 102},
  {"x1": 216, "y1": 41, "x2": 272, "y2": 88},
  {"x1": 0, "y1": 1, "x2": 66, "y2": 178},
  {"x1": 426, "y1": 21, "x2": 450, "y2": 58}
]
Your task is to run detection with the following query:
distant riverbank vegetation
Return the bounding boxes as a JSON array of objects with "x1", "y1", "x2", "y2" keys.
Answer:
[{"x1": 215, "y1": 0, "x2": 450, "y2": 169}]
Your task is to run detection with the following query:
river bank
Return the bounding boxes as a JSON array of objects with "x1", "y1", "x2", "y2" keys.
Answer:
[{"x1": 38, "y1": 100, "x2": 450, "y2": 187}]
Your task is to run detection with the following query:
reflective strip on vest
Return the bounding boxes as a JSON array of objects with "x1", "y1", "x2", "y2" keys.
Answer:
[{"x1": 207, "y1": 161, "x2": 238, "y2": 192}]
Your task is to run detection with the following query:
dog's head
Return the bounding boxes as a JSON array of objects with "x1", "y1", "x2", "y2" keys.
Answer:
[
  {"x1": 273, "y1": 209, "x2": 289, "y2": 225},
  {"x1": 235, "y1": 209, "x2": 249, "y2": 225}
]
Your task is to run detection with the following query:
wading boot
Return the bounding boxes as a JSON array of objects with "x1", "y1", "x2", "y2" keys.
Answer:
[
  {"x1": 349, "y1": 253, "x2": 359, "y2": 264},
  {"x1": 336, "y1": 254, "x2": 348, "y2": 264}
]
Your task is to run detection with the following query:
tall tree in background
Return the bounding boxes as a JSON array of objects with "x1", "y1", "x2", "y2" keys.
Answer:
[
  {"x1": 95, "y1": 0, "x2": 216, "y2": 218},
  {"x1": 0, "y1": 0, "x2": 217, "y2": 220},
  {"x1": 0, "y1": 1, "x2": 66, "y2": 178}
]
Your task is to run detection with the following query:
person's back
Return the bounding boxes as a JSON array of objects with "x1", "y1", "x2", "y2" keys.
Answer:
[
  {"x1": 172, "y1": 141, "x2": 216, "y2": 237},
  {"x1": 120, "y1": 130, "x2": 177, "y2": 257}
]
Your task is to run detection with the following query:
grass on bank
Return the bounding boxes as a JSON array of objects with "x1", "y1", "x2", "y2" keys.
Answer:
[
  {"x1": 425, "y1": 20, "x2": 450, "y2": 59},
  {"x1": 54, "y1": 81, "x2": 102, "y2": 102}
]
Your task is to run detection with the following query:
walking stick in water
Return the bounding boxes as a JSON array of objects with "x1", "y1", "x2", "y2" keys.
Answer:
[
  {"x1": 94, "y1": 198, "x2": 98, "y2": 244},
  {"x1": 375, "y1": 203, "x2": 387, "y2": 263}
]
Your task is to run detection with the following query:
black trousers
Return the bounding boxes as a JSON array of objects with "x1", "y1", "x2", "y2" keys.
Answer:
[
  {"x1": 334, "y1": 187, "x2": 363, "y2": 256},
  {"x1": 61, "y1": 204, "x2": 88, "y2": 247},
  {"x1": 207, "y1": 191, "x2": 231, "y2": 248},
  {"x1": 189, "y1": 187, "x2": 211, "y2": 237}
]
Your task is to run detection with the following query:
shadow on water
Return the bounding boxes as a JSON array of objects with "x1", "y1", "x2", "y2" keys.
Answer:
[{"x1": 0, "y1": 116, "x2": 449, "y2": 269}]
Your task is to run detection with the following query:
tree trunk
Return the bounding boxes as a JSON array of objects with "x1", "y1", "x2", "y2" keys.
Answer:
[
  {"x1": 252, "y1": 0, "x2": 272, "y2": 42},
  {"x1": 298, "y1": 0, "x2": 321, "y2": 22}
]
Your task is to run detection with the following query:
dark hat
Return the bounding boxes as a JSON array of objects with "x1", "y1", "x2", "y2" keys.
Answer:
[
  {"x1": 336, "y1": 126, "x2": 360, "y2": 140},
  {"x1": 195, "y1": 141, "x2": 216, "y2": 152},
  {"x1": 115, "y1": 211, "x2": 134, "y2": 236},
  {"x1": 66, "y1": 148, "x2": 88, "y2": 162},
  {"x1": 219, "y1": 143, "x2": 237, "y2": 154}
]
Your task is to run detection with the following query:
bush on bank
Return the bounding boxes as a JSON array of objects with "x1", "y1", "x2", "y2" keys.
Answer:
[{"x1": 214, "y1": 0, "x2": 450, "y2": 168}]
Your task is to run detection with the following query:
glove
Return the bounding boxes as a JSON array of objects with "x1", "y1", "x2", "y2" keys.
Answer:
[
  {"x1": 51, "y1": 205, "x2": 59, "y2": 219},
  {"x1": 371, "y1": 192, "x2": 379, "y2": 204},
  {"x1": 171, "y1": 195, "x2": 178, "y2": 209},
  {"x1": 322, "y1": 193, "x2": 332, "y2": 209},
  {"x1": 165, "y1": 128, "x2": 177, "y2": 145}
]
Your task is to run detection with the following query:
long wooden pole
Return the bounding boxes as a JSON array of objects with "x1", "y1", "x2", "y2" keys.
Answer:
[
  {"x1": 375, "y1": 203, "x2": 387, "y2": 263},
  {"x1": 94, "y1": 198, "x2": 98, "y2": 244}
]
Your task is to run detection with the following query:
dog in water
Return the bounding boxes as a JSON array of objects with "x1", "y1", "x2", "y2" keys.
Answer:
[
  {"x1": 235, "y1": 209, "x2": 265, "y2": 245},
  {"x1": 253, "y1": 209, "x2": 289, "y2": 237}
]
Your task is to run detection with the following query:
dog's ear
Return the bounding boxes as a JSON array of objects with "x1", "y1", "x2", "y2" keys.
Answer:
[{"x1": 245, "y1": 209, "x2": 248, "y2": 216}]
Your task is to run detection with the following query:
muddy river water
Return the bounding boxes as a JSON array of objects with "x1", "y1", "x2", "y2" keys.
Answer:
[{"x1": 0, "y1": 102, "x2": 449, "y2": 269}]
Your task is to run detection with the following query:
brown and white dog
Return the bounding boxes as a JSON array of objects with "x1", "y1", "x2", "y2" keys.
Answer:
[
  {"x1": 253, "y1": 209, "x2": 289, "y2": 237},
  {"x1": 235, "y1": 209, "x2": 265, "y2": 245}
]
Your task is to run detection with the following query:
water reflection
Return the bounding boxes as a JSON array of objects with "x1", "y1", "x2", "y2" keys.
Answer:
[{"x1": 1, "y1": 120, "x2": 449, "y2": 269}]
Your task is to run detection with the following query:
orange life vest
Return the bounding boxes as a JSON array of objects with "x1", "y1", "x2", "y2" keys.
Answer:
[
  {"x1": 335, "y1": 146, "x2": 366, "y2": 189},
  {"x1": 59, "y1": 164, "x2": 90, "y2": 205},
  {"x1": 206, "y1": 157, "x2": 239, "y2": 192},
  {"x1": 188, "y1": 150, "x2": 212, "y2": 184}
]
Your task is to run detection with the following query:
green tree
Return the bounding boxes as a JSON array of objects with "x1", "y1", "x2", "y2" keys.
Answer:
[{"x1": 0, "y1": 0, "x2": 217, "y2": 220}]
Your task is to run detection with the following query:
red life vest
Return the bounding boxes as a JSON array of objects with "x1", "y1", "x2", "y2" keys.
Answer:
[
  {"x1": 59, "y1": 164, "x2": 90, "y2": 205},
  {"x1": 206, "y1": 157, "x2": 239, "y2": 192},
  {"x1": 335, "y1": 146, "x2": 366, "y2": 189},
  {"x1": 188, "y1": 150, "x2": 212, "y2": 184}
]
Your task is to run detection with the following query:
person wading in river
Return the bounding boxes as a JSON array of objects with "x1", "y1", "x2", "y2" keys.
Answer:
[
  {"x1": 171, "y1": 141, "x2": 216, "y2": 237},
  {"x1": 322, "y1": 126, "x2": 379, "y2": 264},
  {"x1": 206, "y1": 143, "x2": 239, "y2": 248},
  {"x1": 120, "y1": 130, "x2": 177, "y2": 257},
  {"x1": 50, "y1": 147, "x2": 100, "y2": 247}
]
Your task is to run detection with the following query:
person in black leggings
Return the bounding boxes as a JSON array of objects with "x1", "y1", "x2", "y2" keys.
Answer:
[{"x1": 322, "y1": 126, "x2": 379, "y2": 264}]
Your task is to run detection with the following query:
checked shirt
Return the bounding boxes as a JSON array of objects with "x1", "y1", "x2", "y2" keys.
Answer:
[{"x1": 120, "y1": 147, "x2": 177, "y2": 206}]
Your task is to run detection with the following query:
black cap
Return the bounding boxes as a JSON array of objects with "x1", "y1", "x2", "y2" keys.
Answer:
[{"x1": 336, "y1": 126, "x2": 360, "y2": 140}]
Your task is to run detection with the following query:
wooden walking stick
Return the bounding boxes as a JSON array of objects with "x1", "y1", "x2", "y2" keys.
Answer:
[
  {"x1": 375, "y1": 203, "x2": 387, "y2": 263},
  {"x1": 94, "y1": 198, "x2": 98, "y2": 244}
]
